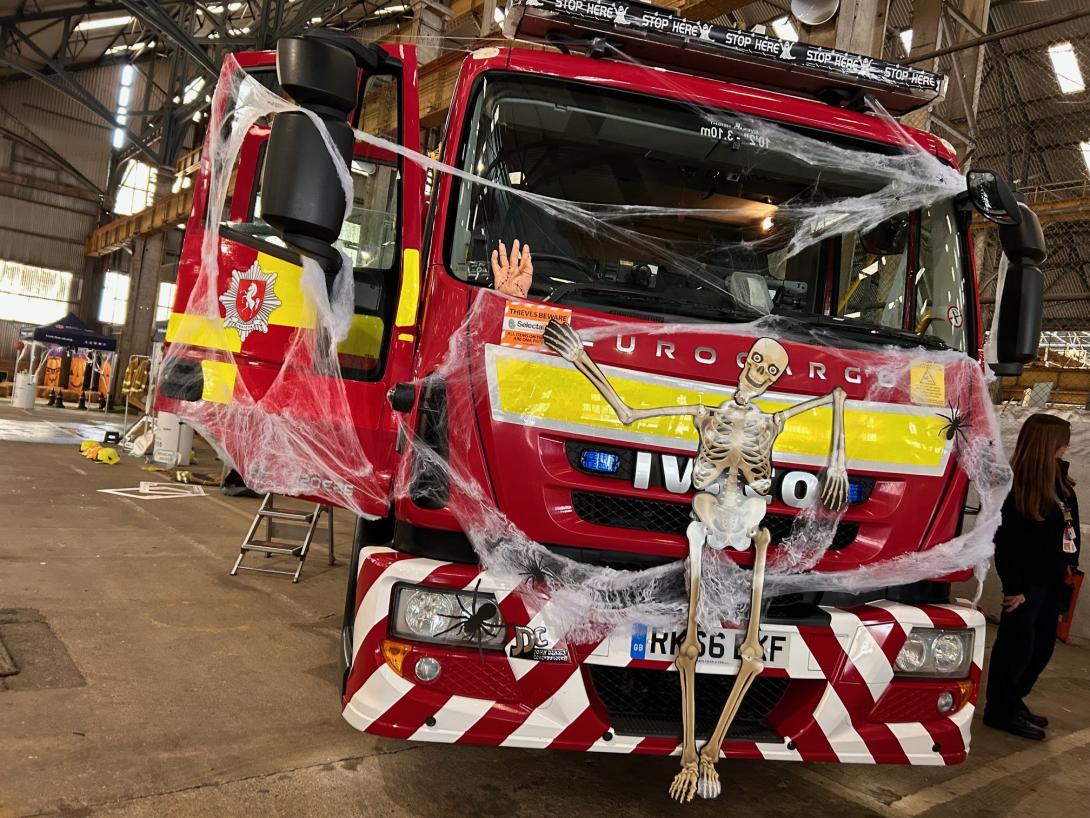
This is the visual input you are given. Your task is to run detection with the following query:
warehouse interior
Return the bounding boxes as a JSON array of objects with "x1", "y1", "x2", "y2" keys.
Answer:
[{"x1": 2, "y1": 1, "x2": 1090, "y2": 816}]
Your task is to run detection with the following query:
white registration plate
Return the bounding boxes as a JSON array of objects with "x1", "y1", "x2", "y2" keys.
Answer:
[{"x1": 628, "y1": 625, "x2": 794, "y2": 670}]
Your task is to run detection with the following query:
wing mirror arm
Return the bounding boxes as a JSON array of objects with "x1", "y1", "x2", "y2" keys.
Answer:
[{"x1": 259, "y1": 31, "x2": 386, "y2": 275}]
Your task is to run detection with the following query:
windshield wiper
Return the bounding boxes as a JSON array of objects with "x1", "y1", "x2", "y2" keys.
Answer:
[
  {"x1": 543, "y1": 281, "x2": 765, "y2": 323},
  {"x1": 790, "y1": 315, "x2": 949, "y2": 350}
]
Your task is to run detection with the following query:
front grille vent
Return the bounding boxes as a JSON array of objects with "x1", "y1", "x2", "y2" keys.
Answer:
[
  {"x1": 572, "y1": 490, "x2": 859, "y2": 550},
  {"x1": 589, "y1": 665, "x2": 788, "y2": 741}
]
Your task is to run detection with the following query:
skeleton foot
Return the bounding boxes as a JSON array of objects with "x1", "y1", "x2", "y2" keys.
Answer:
[
  {"x1": 696, "y1": 755, "x2": 721, "y2": 800},
  {"x1": 669, "y1": 761, "x2": 699, "y2": 803}
]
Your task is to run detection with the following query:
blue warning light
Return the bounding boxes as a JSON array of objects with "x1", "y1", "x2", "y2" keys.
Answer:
[
  {"x1": 580, "y1": 450, "x2": 621, "y2": 475},
  {"x1": 848, "y1": 481, "x2": 866, "y2": 504}
]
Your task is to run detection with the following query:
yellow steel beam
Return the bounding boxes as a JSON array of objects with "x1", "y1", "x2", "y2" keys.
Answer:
[
  {"x1": 972, "y1": 196, "x2": 1090, "y2": 230},
  {"x1": 86, "y1": 188, "x2": 194, "y2": 257}
]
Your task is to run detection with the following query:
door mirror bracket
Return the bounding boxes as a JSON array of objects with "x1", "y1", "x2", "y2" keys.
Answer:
[
  {"x1": 261, "y1": 33, "x2": 393, "y2": 275},
  {"x1": 963, "y1": 170, "x2": 1021, "y2": 225}
]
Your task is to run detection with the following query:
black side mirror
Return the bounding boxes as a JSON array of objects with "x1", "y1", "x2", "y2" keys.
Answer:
[
  {"x1": 260, "y1": 34, "x2": 388, "y2": 272},
  {"x1": 966, "y1": 170, "x2": 1021, "y2": 225},
  {"x1": 991, "y1": 200, "x2": 1046, "y2": 377}
]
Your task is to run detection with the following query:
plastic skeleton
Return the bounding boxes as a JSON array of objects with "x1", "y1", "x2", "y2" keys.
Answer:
[{"x1": 543, "y1": 320, "x2": 849, "y2": 802}]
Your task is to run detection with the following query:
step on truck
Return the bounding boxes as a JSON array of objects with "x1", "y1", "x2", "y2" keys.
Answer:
[{"x1": 159, "y1": 0, "x2": 1046, "y2": 775}]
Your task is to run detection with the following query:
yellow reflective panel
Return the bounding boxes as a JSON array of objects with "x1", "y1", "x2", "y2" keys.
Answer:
[
  {"x1": 166, "y1": 312, "x2": 241, "y2": 353},
  {"x1": 395, "y1": 248, "x2": 421, "y2": 327},
  {"x1": 258, "y1": 252, "x2": 316, "y2": 329},
  {"x1": 487, "y1": 346, "x2": 950, "y2": 476},
  {"x1": 338, "y1": 314, "x2": 385, "y2": 360},
  {"x1": 200, "y1": 359, "x2": 237, "y2": 404}
]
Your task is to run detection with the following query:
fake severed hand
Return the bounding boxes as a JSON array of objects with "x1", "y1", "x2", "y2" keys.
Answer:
[{"x1": 491, "y1": 239, "x2": 534, "y2": 298}]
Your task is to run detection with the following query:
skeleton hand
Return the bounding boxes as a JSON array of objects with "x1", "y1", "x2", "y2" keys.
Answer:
[
  {"x1": 821, "y1": 463, "x2": 849, "y2": 511},
  {"x1": 543, "y1": 319, "x2": 583, "y2": 362},
  {"x1": 544, "y1": 319, "x2": 637, "y2": 426},
  {"x1": 491, "y1": 239, "x2": 533, "y2": 298}
]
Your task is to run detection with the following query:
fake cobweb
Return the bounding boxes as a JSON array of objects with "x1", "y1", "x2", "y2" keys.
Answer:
[{"x1": 161, "y1": 53, "x2": 1011, "y2": 643}]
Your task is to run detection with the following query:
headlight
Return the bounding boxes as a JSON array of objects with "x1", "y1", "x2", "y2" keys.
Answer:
[
  {"x1": 404, "y1": 590, "x2": 456, "y2": 637},
  {"x1": 893, "y1": 628, "x2": 973, "y2": 678},
  {"x1": 894, "y1": 633, "x2": 929, "y2": 673},
  {"x1": 391, "y1": 583, "x2": 506, "y2": 650}
]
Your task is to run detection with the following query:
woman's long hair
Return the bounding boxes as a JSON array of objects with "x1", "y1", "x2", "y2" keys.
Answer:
[{"x1": 1010, "y1": 413, "x2": 1072, "y2": 521}]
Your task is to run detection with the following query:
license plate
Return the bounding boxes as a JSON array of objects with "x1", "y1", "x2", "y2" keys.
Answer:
[{"x1": 629, "y1": 625, "x2": 793, "y2": 669}]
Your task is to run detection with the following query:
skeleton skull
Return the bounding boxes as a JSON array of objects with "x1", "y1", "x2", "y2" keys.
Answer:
[{"x1": 735, "y1": 337, "x2": 788, "y2": 402}]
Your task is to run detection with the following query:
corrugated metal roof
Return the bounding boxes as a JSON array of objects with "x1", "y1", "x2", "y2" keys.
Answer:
[
  {"x1": 1, "y1": 63, "x2": 123, "y2": 191},
  {"x1": 966, "y1": 0, "x2": 1090, "y2": 331},
  {"x1": 0, "y1": 62, "x2": 124, "y2": 269}
]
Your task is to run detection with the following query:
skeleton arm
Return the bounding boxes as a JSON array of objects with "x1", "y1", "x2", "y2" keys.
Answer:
[
  {"x1": 543, "y1": 321, "x2": 704, "y2": 426},
  {"x1": 775, "y1": 387, "x2": 849, "y2": 509}
]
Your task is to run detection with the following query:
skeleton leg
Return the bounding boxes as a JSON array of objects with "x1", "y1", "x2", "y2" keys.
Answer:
[
  {"x1": 668, "y1": 519, "x2": 706, "y2": 804},
  {"x1": 695, "y1": 526, "x2": 771, "y2": 800}
]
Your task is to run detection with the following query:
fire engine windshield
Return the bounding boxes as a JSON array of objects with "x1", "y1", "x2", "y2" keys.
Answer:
[{"x1": 447, "y1": 75, "x2": 970, "y2": 351}]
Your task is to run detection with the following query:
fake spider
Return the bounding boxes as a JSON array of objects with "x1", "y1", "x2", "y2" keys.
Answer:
[
  {"x1": 433, "y1": 579, "x2": 503, "y2": 661},
  {"x1": 517, "y1": 552, "x2": 564, "y2": 588},
  {"x1": 937, "y1": 400, "x2": 973, "y2": 447}
]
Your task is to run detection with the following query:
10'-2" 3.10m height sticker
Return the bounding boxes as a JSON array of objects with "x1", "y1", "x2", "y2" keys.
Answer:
[{"x1": 501, "y1": 301, "x2": 572, "y2": 349}]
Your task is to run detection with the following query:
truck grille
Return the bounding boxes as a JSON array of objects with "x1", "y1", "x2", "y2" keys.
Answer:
[
  {"x1": 588, "y1": 665, "x2": 788, "y2": 742},
  {"x1": 571, "y1": 491, "x2": 859, "y2": 550}
]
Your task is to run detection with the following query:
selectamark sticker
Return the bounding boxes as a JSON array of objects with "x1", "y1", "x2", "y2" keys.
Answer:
[{"x1": 500, "y1": 301, "x2": 572, "y2": 349}]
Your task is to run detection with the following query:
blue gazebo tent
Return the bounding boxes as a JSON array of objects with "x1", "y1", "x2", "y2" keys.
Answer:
[{"x1": 19, "y1": 313, "x2": 117, "y2": 351}]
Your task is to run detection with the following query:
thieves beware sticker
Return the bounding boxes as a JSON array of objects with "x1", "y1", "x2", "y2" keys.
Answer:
[
  {"x1": 500, "y1": 301, "x2": 571, "y2": 349},
  {"x1": 910, "y1": 363, "x2": 946, "y2": 406}
]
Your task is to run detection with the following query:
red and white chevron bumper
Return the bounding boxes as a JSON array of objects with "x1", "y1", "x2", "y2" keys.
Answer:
[{"x1": 343, "y1": 547, "x2": 984, "y2": 764}]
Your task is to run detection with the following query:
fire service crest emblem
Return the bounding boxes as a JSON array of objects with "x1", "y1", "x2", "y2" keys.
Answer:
[{"x1": 219, "y1": 262, "x2": 281, "y2": 342}]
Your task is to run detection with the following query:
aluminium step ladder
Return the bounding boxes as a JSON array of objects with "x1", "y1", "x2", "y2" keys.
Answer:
[{"x1": 230, "y1": 493, "x2": 335, "y2": 583}]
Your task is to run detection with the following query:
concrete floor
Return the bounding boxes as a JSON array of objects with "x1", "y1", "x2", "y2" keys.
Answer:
[{"x1": 2, "y1": 403, "x2": 1089, "y2": 818}]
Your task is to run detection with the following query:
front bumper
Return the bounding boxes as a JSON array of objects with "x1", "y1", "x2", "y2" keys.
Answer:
[{"x1": 343, "y1": 547, "x2": 984, "y2": 765}]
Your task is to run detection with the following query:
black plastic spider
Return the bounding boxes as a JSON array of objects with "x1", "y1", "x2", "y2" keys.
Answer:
[
  {"x1": 937, "y1": 399, "x2": 973, "y2": 447},
  {"x1": 517, "y1": 552, "x2": 564, "y2": 588},
  {"x1": 433, "y1": 579, "x2": 502, "y2": 661}
]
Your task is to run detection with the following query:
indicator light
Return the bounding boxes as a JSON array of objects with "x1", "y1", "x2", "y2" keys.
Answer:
[{"x1": 381, "y1": 639, "x2": 413, "y2": 676}]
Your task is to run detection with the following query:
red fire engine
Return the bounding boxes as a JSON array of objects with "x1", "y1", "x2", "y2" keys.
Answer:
[{"x1": 160, "y1": 0, "x2": 1045, "y2": 769}]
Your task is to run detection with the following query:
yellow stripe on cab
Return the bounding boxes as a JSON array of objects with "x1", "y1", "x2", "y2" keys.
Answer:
[{"x1": 486, "y1": 345, "x2": 951, "y2": 477}]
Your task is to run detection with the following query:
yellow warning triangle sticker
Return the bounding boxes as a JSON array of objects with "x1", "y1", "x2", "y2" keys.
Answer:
[{"x1": 910, "y1": 363, "x2": 946, "y2": 407}]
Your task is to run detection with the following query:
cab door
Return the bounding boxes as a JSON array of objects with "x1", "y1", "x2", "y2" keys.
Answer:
[{"x1": 160, "y1": 42, "x2": 423, "y2": 518}]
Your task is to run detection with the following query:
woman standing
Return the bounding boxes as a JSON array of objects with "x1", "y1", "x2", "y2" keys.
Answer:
[{"x1": 984, "y1": 413, "x2": 1076, "y2": 740}]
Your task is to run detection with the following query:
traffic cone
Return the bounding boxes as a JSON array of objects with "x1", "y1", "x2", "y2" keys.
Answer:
[
  {"x1": 46, "y1": 389, "x2": 56, "y2": 407},
  {"x1": 77, "y1": 390, "x2": 88, "y2": 410}
]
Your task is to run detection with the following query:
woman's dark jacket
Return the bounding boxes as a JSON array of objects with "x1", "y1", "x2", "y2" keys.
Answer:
[{"x1": 994, "y1": 459, "x2": 1079, "y2": 597}]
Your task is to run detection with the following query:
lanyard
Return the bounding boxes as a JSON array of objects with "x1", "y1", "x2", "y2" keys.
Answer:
[{"x1": 1059, "y1": 498, "x2": 1078, "y2": 553}]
